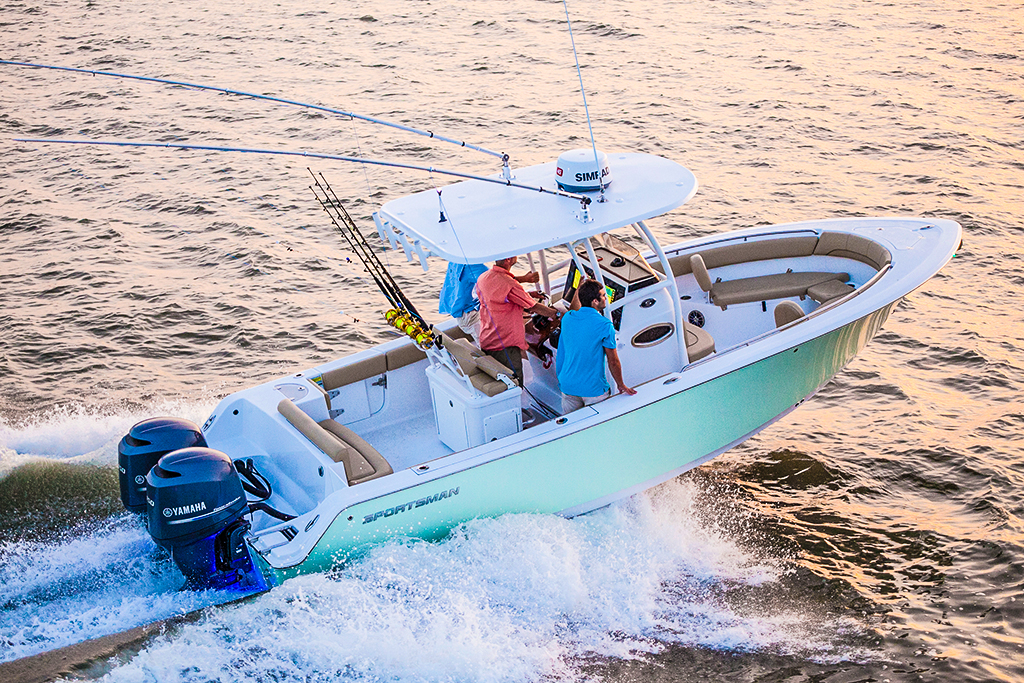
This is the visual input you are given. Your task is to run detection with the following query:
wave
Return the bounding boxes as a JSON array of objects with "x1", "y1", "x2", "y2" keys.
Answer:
[
  {"x1": 0, "y1": 515, "x2": 227, "y2": 664},
  {"x1": 85, "y1": 479, "x2": 870, "y2": 683},
  {"x1": 0, "y1": 396, "x2": 219, "y2": 478}
]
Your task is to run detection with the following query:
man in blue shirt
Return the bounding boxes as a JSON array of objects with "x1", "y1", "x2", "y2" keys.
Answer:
[
  {"x1": 556, "y1": 279, "x2": 636, "y2": 413},
  {"x1": 438, "y1": 262, "x2": 488, "y2": 341}
]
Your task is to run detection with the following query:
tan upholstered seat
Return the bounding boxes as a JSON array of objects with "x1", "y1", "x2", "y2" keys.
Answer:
[
  {"x1": 429, "y1": 327, "x2": 517, "y2": 396},
  {"x1": 435, "y1": 332, "x2": 516, "y2": 397},
  {"x1": 385, "y1": 342, "x2": 427, "y2": 372},
  {"x1": 814, "y1": 232, "x2": 891, "y2": 270},
  {"x1": 652, "y1": 236, "x2": 820, "y2": 277},
  {"x1": 691, "y1": 253, "x2": 713, "y2": 294},
  {"x1": 277, "y1": 398, "x2": 392, "y2": 486},
  {"x1": 683, "y1": 321, "x2": 715, "y2": 362},
  {"x1": 774, "y1": 300, "x2": 805, "y2": 327},
  {"x1": 321, "y1": 353, "x2": 386, "y2": 392},
  {"x1": 710, "y1": 271, "x2": 849, "y2": 308},
  {"x1": 807, "y1": 279, "x2": 855, "y2": 304}
]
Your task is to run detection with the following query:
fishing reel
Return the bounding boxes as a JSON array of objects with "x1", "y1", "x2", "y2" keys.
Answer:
[{"x1": 385, "y1": 309, "x2": 433, "y2": 347}]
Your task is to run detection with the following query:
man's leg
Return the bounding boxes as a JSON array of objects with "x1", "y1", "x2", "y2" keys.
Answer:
[
  {"x1": 561, "y1": 393, "x2": 585, "y2": 414},
  {"x1": 457, "y1": 309, "x2": 480, "y2": 342},
  {"x1": 485, "y1": 347, "x2": 523, "y2": 384}
]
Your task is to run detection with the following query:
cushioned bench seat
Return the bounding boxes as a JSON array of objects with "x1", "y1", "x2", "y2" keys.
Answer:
[
  {"x1": 710, "y1": 271, "x2": 850, "y2": 308},
  {"x1": 278, "y1": 398, "x2": 393, "y2": 486},
  {"x1": 807, "y1": 279, "x2": 855, "y2": 304}
]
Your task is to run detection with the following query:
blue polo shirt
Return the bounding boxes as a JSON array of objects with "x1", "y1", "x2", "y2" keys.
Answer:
[
  {"x1": 439, "y1": 263, "x2": 488, "y2": 318},
  {"x1": 556, "y1": 306, "x2": 617, "y2": 398}
]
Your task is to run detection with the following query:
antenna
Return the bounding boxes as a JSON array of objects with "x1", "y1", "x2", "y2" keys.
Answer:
[{"x1": 562, "y1": 0, "x2": 606, "y2": 203}]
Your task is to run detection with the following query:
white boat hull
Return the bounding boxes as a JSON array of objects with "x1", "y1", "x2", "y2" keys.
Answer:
[
  {"x1": 140, "y1": 214, "x2": 959, "y2": 589},
  {"x1": 258, "y1": 299, "x2": 897, "y2": 582}
]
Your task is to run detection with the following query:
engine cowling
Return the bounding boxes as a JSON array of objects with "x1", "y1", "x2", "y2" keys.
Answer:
[
  {"x1": 146, "y1": 447, "x2": 246, "y2": 546},
  {"x1": 118, "y1": 417, "x2": 207, "y2": 512},
  {"x1": 145, "y1": 447, "x2": 266, "y2": 592}
]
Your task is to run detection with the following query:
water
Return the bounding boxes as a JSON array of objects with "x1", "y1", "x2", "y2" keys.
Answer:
[{"x1": 1, "y1": 0, "x2": 1021, "y2": 680}]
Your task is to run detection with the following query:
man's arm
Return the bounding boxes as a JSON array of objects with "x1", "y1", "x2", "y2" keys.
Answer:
[
  {"x1": 604, "y1": 347, "x2": 637, "y2": 395},
  {"x1": 527, "y1": 301, "x2": 560, "y2": 319},
  {"x1": 514, "y1": 270, "x2": 541, "y2": 285}
]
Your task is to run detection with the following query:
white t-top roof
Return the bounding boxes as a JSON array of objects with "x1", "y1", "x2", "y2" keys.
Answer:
[{"x1": 377, "y1": 153, "x2": 698, "y2": 264}]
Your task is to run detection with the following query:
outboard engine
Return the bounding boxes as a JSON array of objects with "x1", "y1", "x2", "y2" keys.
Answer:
[
  {"x1": 118, "y1": 417, "x2": 207, "y2": 512},
  {"x1": 146, "y1": 447, "x2": 268, "y2": 593}
]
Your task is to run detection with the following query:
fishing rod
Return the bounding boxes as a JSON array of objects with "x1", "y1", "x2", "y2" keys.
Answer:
[
  {"x1": 13, "y1": 137, "x2": 594, "y2": 208},
  {"x1": 308, "y1": 170, "x2": 432, "y2": 346},
  {"x1": 310, "y1": 179, "x2": 403, "y2": 313},
  {"x1": 309, "y1": 168, "x2": 421, "y2": 318},
  {"x1": 0, "y1": 59, "x2": 512, "y2": 176}
]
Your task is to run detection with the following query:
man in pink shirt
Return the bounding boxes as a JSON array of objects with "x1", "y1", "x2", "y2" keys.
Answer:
[{"x1": 476, "y1": 255, "x2": 560, "y2": 383}]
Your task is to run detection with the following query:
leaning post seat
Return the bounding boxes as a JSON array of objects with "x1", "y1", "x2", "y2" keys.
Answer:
[
  {"x1": 428, "y1": 327, "x2": 518, "y2": 397},
  {"x1": 277, "y1": 398, "x2": 392, "y2": 486},
  {"x1": 425, "y1": 328, "x2": 523, "y2": 451}
]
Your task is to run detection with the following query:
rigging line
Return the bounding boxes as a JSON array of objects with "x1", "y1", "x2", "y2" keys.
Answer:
[
  {"x1": 311, "y1": 187, "x2": 401, "y2": 315},
  {"x1": 0, "y1": 60, "x2": 505, "y2": 161},
  {"x1": 346, "y1": 110, "x2": 391, "y2": 273},
  {"x1": 562, "y1": 0, "x2": 606, "y2": 203},
  {"x1": 320, "y1": 187, "x2": 424, "y2": 322},
  {"x1": 15, "y1": 138, "x2": 593, "y2": 206}
]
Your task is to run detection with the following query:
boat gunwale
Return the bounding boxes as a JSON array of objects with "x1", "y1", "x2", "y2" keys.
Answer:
[{"x1": 246, "y1": 217, "x2": 961, "y2": 569}]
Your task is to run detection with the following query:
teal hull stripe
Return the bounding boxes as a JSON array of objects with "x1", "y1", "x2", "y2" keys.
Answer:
[{"x1": 263, "y1": 304, "x2": 892, "y2": 581}]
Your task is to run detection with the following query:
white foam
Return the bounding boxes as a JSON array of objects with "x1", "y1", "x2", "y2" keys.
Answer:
[
  {"x1": 0, "y1": 515, "x2": 229, "y2": 663},
  {"x1": 0, "y1": 395, "x2": 218, "y2": 476},
  {"x1": 94, "y1": 479, "x2": 860, "y2": 683}
]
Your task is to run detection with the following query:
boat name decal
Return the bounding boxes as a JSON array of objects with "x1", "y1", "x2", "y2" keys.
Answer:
[
  {"x1": 163, "y1": 501, "x2": 208, "y2": 518},
  {"x1": 362, "y1": 487, "x2": 460, "y2": 525}
]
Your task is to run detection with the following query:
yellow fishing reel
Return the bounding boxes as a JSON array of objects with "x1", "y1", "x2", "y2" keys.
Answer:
[{"x1": 383, "y1": 309, "x2": 434, "y2": 348}]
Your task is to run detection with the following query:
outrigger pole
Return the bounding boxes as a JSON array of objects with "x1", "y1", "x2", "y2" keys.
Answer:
[
  {"x1": 308, "y1": 170, "x2": 432, "y2": 346},
  {"x1": 13, "y1": 138, "x2": 594, "y2": 208},
  {"x1": 0, "y1": 60, "x2": 511, "y2": 175}
]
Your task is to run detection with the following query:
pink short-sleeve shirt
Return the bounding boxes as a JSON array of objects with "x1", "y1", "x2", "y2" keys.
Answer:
[{"x1": 475, "y1": 266, "x2": 536, "y2": 351}]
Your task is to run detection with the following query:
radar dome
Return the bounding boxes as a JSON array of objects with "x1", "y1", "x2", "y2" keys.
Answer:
[{"x1": 555, "y1": 149, "x2": 611, "y2": 192}]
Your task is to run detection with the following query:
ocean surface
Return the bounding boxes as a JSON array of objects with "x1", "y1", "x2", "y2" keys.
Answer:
[{"x1": 1, "y1": 0, "x2": 1021, "y2": 680}]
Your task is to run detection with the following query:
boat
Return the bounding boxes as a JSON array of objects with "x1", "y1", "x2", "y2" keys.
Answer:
[{"x1": 115, "y1": 148, "x2": 961, "y2": 592}]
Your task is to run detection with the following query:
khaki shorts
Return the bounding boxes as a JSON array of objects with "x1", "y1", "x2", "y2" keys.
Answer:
[
  {"x1": 561, "y1": 389, "x2": 611, "y2": 414},
  {"x1": 456, "y1": 308, "x2": 480, "y2": 341}
]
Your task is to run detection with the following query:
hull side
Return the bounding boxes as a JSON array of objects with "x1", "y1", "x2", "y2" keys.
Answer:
[{"x1": 261, "y1": 301, "x2": 895, "y2": 582}]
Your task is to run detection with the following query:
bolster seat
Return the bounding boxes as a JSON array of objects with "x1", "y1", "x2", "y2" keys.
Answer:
[{"x1": 432, "y1": 328, "x2": 517, "y2": 397}]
